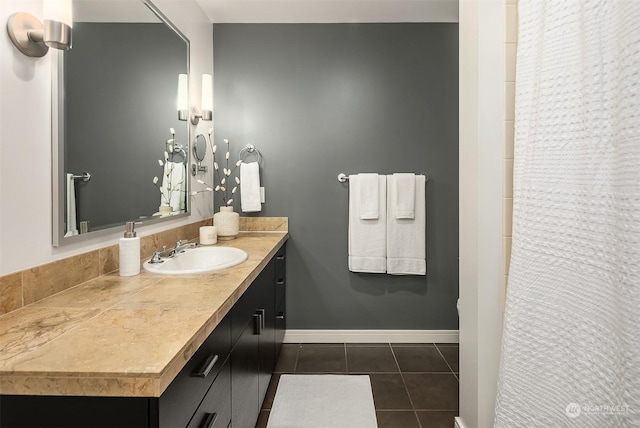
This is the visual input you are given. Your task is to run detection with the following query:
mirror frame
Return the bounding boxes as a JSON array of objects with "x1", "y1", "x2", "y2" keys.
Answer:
[{"x1": 52, "y1": 0, "x2": 191, "y2": 246}]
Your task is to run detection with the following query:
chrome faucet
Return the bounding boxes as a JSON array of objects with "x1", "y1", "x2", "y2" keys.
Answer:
[
  {"x1": 169, "y1": 240, "x2": 197, "y2": 257},
  {"x1": 149, "y1": 241, "x2": 197, "y2": 263}
]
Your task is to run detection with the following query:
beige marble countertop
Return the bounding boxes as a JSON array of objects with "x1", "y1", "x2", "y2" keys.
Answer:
[{"x1": 0, "y1": 232, "x2": 288, "y2": 397}]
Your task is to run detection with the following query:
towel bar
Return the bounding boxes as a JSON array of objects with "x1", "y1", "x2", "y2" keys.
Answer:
[
  {"x1": 337, "y1": 172, "x2": 428, "y2": 183},
  {"x1": 71, "y1": 172, "x2": 91, "y2": 182}
]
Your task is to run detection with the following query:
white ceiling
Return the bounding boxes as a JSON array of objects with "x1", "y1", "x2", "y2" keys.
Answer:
[{"x1": 195, "y1": 0, "x2": 459, "y2": 23}]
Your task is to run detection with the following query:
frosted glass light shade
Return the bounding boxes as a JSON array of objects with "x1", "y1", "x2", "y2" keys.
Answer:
[
  {"x1": 202, "y1": 74, "x2": 213, "y2": 112},
  {"x1": 43, "y1": 0, "x2": 73, "y2": 27},
  {"x1": 177, "y1": 74, "x2": 188, "y2": 119}
]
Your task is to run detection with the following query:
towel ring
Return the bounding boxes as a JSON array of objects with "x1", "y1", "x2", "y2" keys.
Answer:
[{"x1": 239, "y1": 144, "x2": 263, "y2": 165}]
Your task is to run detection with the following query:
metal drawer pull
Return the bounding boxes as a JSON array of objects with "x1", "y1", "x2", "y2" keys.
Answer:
[
  {"x1": 253, "y1": 313, "x2": 262, "y2": 335},
  {"x1": 276, "y1": 312, "x2": 285, "y2": 320},
  {"x1": 276, "y1": 279, "x2": 285, "y2": 285},
  {"x1": 192, "y1": 354, "x2": 219, "y2": 378},
  {"x1": 257, "y1": 308, "x2": 266, "y2": 329},
  {"x1": 276, "y1": 255, "x2": 285, "y2": 260},
  {"x1": 200, "y1": 412, "x2": 218, "y2": 428}
]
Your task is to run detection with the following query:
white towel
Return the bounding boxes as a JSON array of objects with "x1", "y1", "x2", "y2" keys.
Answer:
[
  {"x1": 393, "y1": 173, "x2": 416, "y2": 219},
  {"x1": 161, "y1": 161, "x2": 186, "y2": 212},
  {"x1": 357, "y1": 173, "x2": 380, "y2": 219},
  {"x1": 386, "y1": 174, "x2": 426, "y2": 275},
  {"x1": 240, "y1": 162, "x2": 262, "y2": 212},
  {"x1": 349, "y1": 175, "x2": 387, "y2": 273},
  {"x1": 64, "y1": 173, "x2": 78, "y2": 237}
]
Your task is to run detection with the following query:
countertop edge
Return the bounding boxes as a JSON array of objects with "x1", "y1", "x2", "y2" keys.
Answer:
[{"x1": 0, "y1": 232, "x2": 289, "y2": 397}]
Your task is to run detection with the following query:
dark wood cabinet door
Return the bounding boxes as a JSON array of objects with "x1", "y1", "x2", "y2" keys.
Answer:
[
  {"x1": 186, "y1": 357, "x2": 231, "y2": 428},
  {"x1": 231, "y1": 320, "x2": 260, "y2": 428}
]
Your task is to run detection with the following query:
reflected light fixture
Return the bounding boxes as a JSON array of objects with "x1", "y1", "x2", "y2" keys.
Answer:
[
  {"x1": 6, "y1": 0, "x2": 73, "y2": 58},
  {"x1": 177, "y1": 74, "x2": 189, "y2": 121}
]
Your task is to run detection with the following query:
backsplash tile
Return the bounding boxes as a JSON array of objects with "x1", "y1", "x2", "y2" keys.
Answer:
[
  {"x1": 99, "y1": 245, "x2": 119, "y2": 275},
  {"x1": 23, "y1": 251, "x2": 100, "y2": 305},
  {"x1": 0, "y1": 272, "x2": 22, "y2": 315},
  {"x1": 0, "y1": 217, "x2": 284, "y2": 316},
  {"x1": 239, "y1": 217, "x2": 288, "y2": 232}
]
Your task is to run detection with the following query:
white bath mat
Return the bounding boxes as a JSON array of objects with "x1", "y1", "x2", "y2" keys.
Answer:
[{"x1": 267, "y1": 374, "x2": 378, "y2": 428}]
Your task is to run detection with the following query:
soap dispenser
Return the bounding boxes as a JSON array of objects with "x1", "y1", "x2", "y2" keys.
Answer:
[{"x1": 119, "y1": 221, "x2": 140, "y2": 277}]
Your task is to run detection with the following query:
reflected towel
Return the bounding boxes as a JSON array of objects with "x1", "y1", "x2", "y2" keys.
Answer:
[
  {"x1": 64, "y1": 173, "x2": 78, "y2": 237},
  {"x1": 241, "y1": 162, "x2": 262, "y2": 212},
  {"x1": 393, "y1": 173, "x2": 416, "y2": 219},
  {"x1": 358, "y1": 173, "x2": 380, "y2": 219},
  {"x1": 162, "y1": 161, "x2": 186, "y2": 212},
  {"x1": 387, "y1": 174, "x2": 426, "y2": 275},
  {"x1": 349, "y1": 175, "x2": 387, "y2": 273}
]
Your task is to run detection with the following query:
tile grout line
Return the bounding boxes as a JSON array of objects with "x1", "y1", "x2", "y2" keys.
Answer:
[
  {"x1": 293, "y1": 342, "x2": 301, "y2": 373},
  {"x1": 390, "y1": 343, "x2": 423, "y2": 428},
  {"x1": 434, "y1": 344, "x2": 458, "y2": 380}
]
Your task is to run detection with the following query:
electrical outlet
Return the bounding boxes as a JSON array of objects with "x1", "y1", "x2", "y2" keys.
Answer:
[{"x1": 260, "y1": 187, "x2": 265, "y2": 203}]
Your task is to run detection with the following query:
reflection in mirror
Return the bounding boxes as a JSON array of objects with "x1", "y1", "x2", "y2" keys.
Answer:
[{"x1": 53, "y1": 0, "x2": 190, "y2": 246}]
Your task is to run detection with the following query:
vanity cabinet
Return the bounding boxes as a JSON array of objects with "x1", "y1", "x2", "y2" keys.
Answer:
[
  {"x1": 230, "y1": 245, "x2": 282, "y2": 428},
  {"x1": 158, "y1": 315, "x2": 231, "y2": 428},
  {"x1": 0, "y1": 315, "x2": 233, "y2": 428},
  {"x1": 0, "y1": 244, "x2": 287, "y2": 428},
  {"x1": 274, "y1": 246, "x2": 287, "y2": 361}
]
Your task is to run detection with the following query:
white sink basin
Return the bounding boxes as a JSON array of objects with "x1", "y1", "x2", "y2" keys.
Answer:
[{"x1": 143, "y1": 246, "x2": 248, "y2": 275}]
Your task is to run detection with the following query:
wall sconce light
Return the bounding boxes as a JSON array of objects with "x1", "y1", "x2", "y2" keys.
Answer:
[
  {"x1": 6, "y1": 0, "x2": 73, "y2": 58},
  {"x1": 190, "y1": 74, "x2": 213, "y2": 125},
  {"x1": 178, "y1": 74, "x2": 213, "y2": 125}
]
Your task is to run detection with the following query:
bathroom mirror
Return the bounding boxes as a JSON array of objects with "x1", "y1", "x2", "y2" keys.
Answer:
[{"x1": 52, "y1": 0, "x2": 190, "y2": 246}]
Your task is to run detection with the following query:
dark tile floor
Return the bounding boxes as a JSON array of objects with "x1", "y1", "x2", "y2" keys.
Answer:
[{"x1": 257, "y1": 343, "x2": 459, "y2": 428}]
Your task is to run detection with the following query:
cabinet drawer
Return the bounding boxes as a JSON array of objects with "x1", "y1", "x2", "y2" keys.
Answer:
[
  {"x1": 232, "y1": 259, "x2": 275, "y2": 345},
  {"x1": 275, "y1": 299, "x2": 286, "y2": 359},
  {"x1": 159, "y1": 315, "x2": 230, "y2": 428},
  {"x1": 275, "y1": 270, "x2": 285, "y2": 310},
  {"x1": 275, "y1": 244, "x2": 286, "y2": 276},
  {"x1": 186, "y1": 358, "x2": 231, "y2": 428}
]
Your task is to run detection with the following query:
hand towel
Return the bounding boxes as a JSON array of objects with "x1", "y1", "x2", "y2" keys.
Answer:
[
  {"x1": 241, "y1": 162, "x2": 262, "y2": 212},
  {"x1": 386, "y1": 174, "x2": 426, "y2": 275},
  {"x1": 161, "y1": 161, "x2": 186, "y2": 212},
  {"x1": 357, "y1": 173, "x2": 380, "y2": 219},
  {"x1": 64, "y1": 173, "x2": 78, "y2": 237},
  {"x1": 393, "y1": 173, "x2": 416, "y2": 219},
  {"x1": 349, "y1": 175, "x2": 387, "y2": 273}
]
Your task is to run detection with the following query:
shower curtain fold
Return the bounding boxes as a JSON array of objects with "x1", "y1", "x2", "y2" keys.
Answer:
[{"x1": 495, "y1": 1, "x2": 640, "y2": 427}]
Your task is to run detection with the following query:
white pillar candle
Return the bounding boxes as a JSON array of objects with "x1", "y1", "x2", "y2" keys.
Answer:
[{"x1": 200, "y1": 226, "x2": 217, "y2": 245}]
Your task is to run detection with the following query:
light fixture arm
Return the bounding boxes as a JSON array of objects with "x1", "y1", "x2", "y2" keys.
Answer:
[
  {"x1": 6, "y1": 13, "x2": 49, "y2": 57},
  {"x1": 6, "y1": 9, "x2": 72, "y2": 58},
  {"x1": 190, "y1": 106, "x2": 212, "y2": 125}
]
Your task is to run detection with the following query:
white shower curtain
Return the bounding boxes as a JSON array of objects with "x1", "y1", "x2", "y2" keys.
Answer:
[{"x1": 495, "y1": 1, "x2": 639, "y2": 427}]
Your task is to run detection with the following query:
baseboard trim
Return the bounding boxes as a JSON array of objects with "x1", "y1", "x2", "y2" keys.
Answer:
[
  {"x1": 283, "y1": 330, "x2": 459, "y2": 344},
  {"x1": 454, "y1": 416, "x2": 465, "y2": 428}
]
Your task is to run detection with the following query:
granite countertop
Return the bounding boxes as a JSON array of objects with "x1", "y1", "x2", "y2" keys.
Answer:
[{"x1": 0, "y1": 231, "x2": 288, "y2": 397}]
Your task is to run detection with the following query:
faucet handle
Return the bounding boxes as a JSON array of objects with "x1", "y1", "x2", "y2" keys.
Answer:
[
  {"x1": 176, "y1": 240, "x2": 186, "y2": 248},
  {"x1": 150, "y1": 248, "x2": 165, "y2": 264}
]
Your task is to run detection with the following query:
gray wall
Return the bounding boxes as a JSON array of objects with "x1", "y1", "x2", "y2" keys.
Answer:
[
  {"x1": 65, "y1": 23, "x2": 188, "y2": 231},
  {"x1": 213, "y1": 24, "x2": 459, "y2": 329}
]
